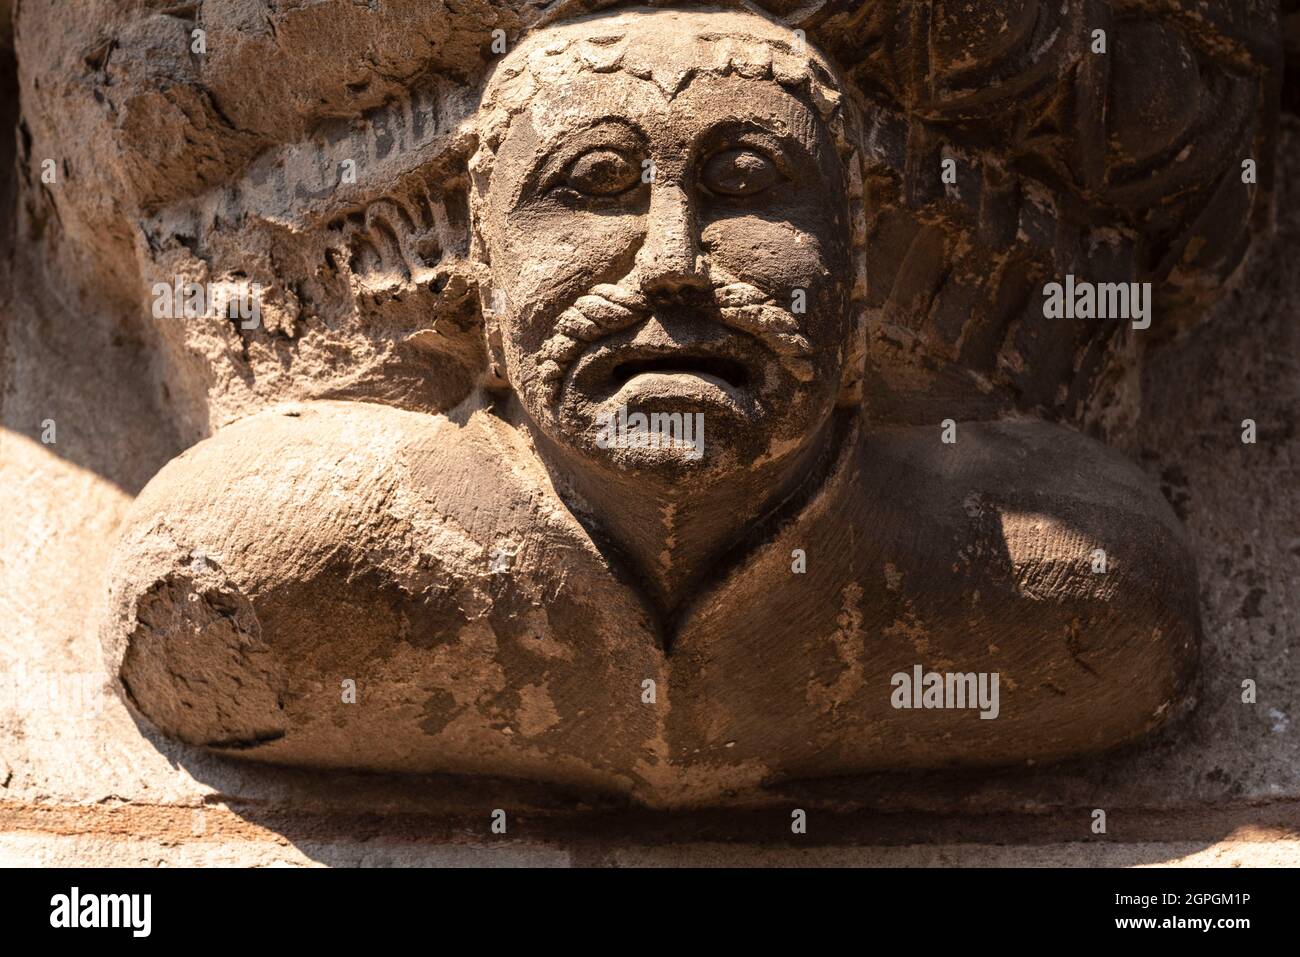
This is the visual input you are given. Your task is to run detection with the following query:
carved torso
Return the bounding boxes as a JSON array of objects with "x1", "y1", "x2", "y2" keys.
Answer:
[{"x1": 107, "y1": 399, "x2": 1195, "y2": 805}]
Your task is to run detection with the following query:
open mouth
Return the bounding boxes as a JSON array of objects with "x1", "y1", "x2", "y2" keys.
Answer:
[{"x1": 611, "y1": 355, "x2": 750, "y2": 388}]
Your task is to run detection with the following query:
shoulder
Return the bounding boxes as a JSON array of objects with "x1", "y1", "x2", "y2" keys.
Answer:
[
  {"x1": 852, "y1": 417, "x2": 1195, "y2": 588},
  {"x1": 675, "y1": 417, "x2": 1200, "y2": 774},
  {"x1": 848, "y1": 417, "x2": 1200, "y2": 730},
  {"x1": 859, "y1": 418, "x2": 1183, "y2": 528},
  {"x1": 101, "y1": 399, "x2": 660, "y2": 781},
  {"x1": 117, "y1": 399, "x2": 534, "y2": 575},
  {"x1": 102, "y1": 399, "x2": 532, "y2": 721}
]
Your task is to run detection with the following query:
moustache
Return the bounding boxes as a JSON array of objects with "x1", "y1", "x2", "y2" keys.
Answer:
[{"x1": 535, "y1": 281, "x2": 815, "y2": 404}]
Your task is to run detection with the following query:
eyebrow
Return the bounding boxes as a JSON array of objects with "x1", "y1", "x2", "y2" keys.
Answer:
[
  {"x1": 692, "y1": 117, "x2": 821, "y2": 171},
  {"x1": 536, "y1": 117, "x2": 645, "y2": 152},
  {"x1": 527, "y1": 119, "x2": 649, "y2": 186}
]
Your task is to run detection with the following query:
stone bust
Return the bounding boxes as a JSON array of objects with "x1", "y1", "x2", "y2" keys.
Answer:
[{"x1": 93, "y1": 3, "x2": 1274, "y2": 806}]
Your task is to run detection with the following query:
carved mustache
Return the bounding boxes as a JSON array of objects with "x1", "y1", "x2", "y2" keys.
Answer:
[{"x1": 535, "y1": 281, "x2": 815, "y2": 404}]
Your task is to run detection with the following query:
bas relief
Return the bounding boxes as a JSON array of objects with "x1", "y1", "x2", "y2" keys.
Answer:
[{"x1": 87, "y1": 4, "x2": 1278, "y2": 805}]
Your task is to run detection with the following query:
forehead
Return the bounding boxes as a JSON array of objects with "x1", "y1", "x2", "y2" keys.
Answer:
[
  {"x1": 480, "y1": 9, "x2": 839, "y2": 150},
  {"x1": 507, "y1": 71, "x2": 823, "y2": 152}
]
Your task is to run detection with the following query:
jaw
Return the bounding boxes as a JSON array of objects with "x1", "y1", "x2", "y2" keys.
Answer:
[
  {"x1": 525, "y1": 390, "x2": 832, "y2": 493},
  {"x1": 551, "y1": 358, "x2": 761, "y2": 479}
]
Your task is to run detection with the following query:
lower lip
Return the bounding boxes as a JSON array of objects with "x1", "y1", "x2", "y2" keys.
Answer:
[{"x1": 613, "y1": 370, "x2": 740, "y2": 401}]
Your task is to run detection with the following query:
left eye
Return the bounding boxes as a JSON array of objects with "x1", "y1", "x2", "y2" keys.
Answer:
[
  {"x1": 701, "y1": 148, "x2": 780, "y2": 197},
  {"x1": 564, "y1": 149, "x2": 643, "y2": 196}
]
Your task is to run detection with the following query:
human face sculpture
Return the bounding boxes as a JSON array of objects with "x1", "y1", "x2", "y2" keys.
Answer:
[{"x1": 472, "y1": 10, "x2": 856, "y2": 479}]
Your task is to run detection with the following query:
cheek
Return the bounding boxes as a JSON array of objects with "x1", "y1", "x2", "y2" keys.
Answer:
[
  {"x1": 703, "y1": 214, "x2": 852, "y2": 369},
  {"x1": 703, "y1": 215, "x2": 849, "y2": 322},
  {"x1": 498, "y1": 209, "x2": 643, "y2": 342},
  {"x1": 702, "y1": 216, "x2": 830, "y2": 293}
]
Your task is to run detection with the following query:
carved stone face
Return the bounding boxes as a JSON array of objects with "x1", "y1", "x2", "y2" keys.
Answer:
[{"x1": 472, "y1": 11, "x2": 855, "y2": 478}]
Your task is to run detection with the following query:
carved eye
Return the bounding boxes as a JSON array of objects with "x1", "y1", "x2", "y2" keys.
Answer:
[
  {"x1": 702, "y1": 148, "x2": 780, "y2": 197},
  {"x1": 565, "y1": 149, "x2": 642, "y2": 197}
]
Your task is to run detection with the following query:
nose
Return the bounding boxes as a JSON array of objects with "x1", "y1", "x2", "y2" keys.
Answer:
[{"x1": 634, "y1": 182, "x2": 709, "y2": 297}]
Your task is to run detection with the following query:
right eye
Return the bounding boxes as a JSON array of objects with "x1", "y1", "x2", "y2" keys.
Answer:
[
  {"x1": 564, "y1": 149, "x2": 642, "y2": 197},
  {"x1": 701, "y1": 147, "x2": 781, "y2": 197}
]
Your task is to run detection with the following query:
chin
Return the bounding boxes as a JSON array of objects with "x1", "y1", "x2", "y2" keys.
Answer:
[{"x1": 552, "y1": 400, "x2": 821, "y2": 487}]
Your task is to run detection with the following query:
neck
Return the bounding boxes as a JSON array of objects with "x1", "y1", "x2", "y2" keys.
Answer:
[{"x1": 508, "y1": 397, "x2": 842, "y2": 626}]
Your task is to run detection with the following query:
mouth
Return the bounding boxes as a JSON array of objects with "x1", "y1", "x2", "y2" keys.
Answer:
[{"x1": 611, "y1": 354, "x2": 751, "y2": 389}]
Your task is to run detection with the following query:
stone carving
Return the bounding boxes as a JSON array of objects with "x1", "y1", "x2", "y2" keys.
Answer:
[{"x1": 68, "y1": 2, "x2": 1278, "y2": 806}]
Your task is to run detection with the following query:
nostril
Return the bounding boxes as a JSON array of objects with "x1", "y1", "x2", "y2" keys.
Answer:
[
  {"x1": 641, "y1": 273, "x2": 710, "y2": 300},
  {"x1": 636, "y1": 250, "x2": 711, "y2": 297}
]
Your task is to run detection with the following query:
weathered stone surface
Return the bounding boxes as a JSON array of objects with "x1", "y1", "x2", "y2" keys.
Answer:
[{"x1": 1, "y1": 0, "x2": 1293, "y2": 836}]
